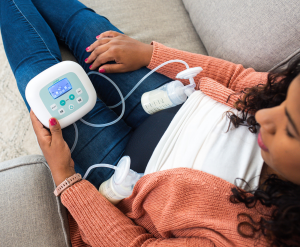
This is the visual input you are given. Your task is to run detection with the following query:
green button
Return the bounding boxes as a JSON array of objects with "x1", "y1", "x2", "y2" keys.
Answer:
[
  {"x1": 60, "y1": 100, "x2": 66, "y2": 106},
  {"x1": 69, "y1": 94, "x2": 75, "y2": 100}
]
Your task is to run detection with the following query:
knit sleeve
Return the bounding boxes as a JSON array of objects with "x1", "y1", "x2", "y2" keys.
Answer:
[
  {"x1": 61, "y1": 180, "x2": 152, "y2": 246},
  {"x1": 198, "y1": 77, "x2": 241, "y2": 107},
  {"x1": 61, "y1": 180, "x2": 213, "y2": 247},
  {"x1": 147, "y1": 41, "x2": 268, "y2": 93}
]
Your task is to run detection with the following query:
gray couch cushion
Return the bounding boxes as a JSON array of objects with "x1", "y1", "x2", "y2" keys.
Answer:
[
  {"x1": 0, "y1": 155, "x2": 70, "y2": 247},
  {"x1": 60, "y1": 0, "x2": 207, "y2": 62},
  {"x1": 183, "y1": 0, "x2": 300, "y2": 72}
]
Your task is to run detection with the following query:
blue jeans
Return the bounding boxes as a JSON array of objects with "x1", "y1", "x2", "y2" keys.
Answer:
[{"x1": 0, "y1": 0, "x2": 171, "y2": 188}]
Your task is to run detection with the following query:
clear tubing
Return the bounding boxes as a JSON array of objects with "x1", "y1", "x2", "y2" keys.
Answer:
[
  {"x1": 79, "y1": 71, "x2": 125, "y2": 127},
  {"x1": 108, "y1": 59, "x2": 190, "y2": 109},
  {"x1": 71, "y1": 60, "x2": 190, "y2": 153},
  {"x1": 83, "y1": 163, "x2": 118, "y2": 180},
  {"x1": 70, "y1": 122, "x2": 78, "y2": 154}
]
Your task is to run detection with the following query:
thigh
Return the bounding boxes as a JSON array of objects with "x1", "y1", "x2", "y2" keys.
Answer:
[
  {"x1": 64, "y1": 99, "x2": 132, "y2": 188},
  {"x1": 0, "y1": 0, "x2": 132, "y2": 188},
  {"x1": 31, "y1": 0, "x2": 172, "y2": 129},
  {"x1": 0, "y1": 0, "x2": 62, "y2": 110}
]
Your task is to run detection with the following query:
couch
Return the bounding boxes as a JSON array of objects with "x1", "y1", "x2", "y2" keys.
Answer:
[{"x1": 0, "y1": 0, "x2": 299, "y2": 246}]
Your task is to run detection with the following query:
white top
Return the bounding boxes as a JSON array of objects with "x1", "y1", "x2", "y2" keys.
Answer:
[{"x1": 144, "y1": 90, "x2": 264, "y2": 190}]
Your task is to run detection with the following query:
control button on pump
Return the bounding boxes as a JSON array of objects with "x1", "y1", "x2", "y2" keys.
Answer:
[
  {"x1": 69, "y1": 94, "x2": 75, "y2": 100},
  {"x1": 76, "y1": 88, "x2": 82, "y2": 95},
  {"x1": 76, "y1": 97, "x2": 83, "y2": 104},
  {"x1": 60, "y1": 100, "x2": 66, "y2": 106},
  {"x1": 50, "y1": 104, "x2": 57, "y2": 111},
  {"x1": 58, "y1": 108, "x2": 65, "y2": 115},
  {"x1": 69, "y1": 104, "x2": 74, "y2": 110}
]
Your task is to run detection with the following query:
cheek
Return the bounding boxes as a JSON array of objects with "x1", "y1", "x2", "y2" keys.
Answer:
[
  {"x1": 265, "y1": 135, "x2": 300, "y2": 183},
  {"x1": 261, "y1": 133, "x2": 283, "y2": 168}
]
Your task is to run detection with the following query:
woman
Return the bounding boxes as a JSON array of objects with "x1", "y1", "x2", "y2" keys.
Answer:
[{"x1": 1, "y1": 0, "x2": 299, "y2": 246}]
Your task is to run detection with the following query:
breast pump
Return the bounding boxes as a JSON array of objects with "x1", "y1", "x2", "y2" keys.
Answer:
[
  {"x1": 141, "y1": 67, "x2": 203, "y2": 114},
  {"x1": 26, "y1": 58, "x2": 202, "y2": 204}
]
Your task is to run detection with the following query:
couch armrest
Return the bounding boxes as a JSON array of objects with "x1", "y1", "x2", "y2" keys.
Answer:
[{"x1": 0, "y1": 155, "x2": 71, "y2": 247}]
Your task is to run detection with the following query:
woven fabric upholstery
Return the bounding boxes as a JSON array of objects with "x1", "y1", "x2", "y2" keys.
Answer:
[
  {"x1": 0, "y1": 155, "x2": 71, "y2": 247},
  {"x1": 182, "y1": 0, "x2": 300, "y2": 72}
]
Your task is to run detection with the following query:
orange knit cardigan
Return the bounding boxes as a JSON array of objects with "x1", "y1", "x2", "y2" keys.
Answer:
[{"x1": 61, "y1": 42, "x2": 270, "y2": 246}]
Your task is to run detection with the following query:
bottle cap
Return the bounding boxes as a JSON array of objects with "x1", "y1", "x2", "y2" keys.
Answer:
[{"x1": 113, "y1": 156, "x2": 131, "y2": 185}]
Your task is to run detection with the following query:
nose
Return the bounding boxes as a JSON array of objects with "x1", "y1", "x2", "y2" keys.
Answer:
[{"x1": 255, "y1": 106, "x2": 281, "y2": 135}]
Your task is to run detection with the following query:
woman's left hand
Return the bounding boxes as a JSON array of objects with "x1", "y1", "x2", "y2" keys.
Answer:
[
  {"x1": 85, "y1": 31, "x2": 153, "y2": 73},
  {"x1": 30, "y1": 110, "x2": 76, "y2": 186}
]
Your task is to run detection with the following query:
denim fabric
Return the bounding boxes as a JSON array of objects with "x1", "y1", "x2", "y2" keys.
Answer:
[{"x1": 0, "y1": 0, "x2": 171, "y2": 188}]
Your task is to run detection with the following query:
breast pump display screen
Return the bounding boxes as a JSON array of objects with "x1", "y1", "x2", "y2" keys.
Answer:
[{"x1": 48, "y1": 78, "x2": 72, "y2": 99}]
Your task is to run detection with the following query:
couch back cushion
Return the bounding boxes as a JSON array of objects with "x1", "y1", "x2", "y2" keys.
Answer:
[
  {"x1": 80, "y1": 0, "x2": 207, "y2": 55},
  {"x1": 183, "y1": 0, "x2": 300, "y2": 72}
]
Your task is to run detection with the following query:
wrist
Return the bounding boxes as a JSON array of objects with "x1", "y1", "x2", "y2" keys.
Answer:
[
  {"x1": 53, "y1": 169, "x2": 76, "y2": 186},
  {"x1": 143, "y1": 44, "x2": 153, "y2": 67},
  {"x1": 54, "y1": 173, "x2": 82, "y2": 197}
]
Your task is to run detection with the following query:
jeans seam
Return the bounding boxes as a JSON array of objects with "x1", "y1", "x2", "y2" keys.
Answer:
[{"x1": 11, "y1": 0, "x2": 60, "y2": 64}]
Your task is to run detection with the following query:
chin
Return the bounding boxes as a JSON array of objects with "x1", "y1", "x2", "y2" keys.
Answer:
[
  {"x1": 261, "y1": 149, "x2": 269, "y2": 164},
  {"x1": 261, "y1": 151, "x2": 274, "y2": 171}
]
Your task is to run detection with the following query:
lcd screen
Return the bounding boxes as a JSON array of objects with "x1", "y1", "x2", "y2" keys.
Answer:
[{"x1": 48, "y1": 78, "x2": 72, "y2": 99}]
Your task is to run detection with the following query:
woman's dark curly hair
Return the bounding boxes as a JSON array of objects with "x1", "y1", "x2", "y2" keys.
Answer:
[
  {"x1": 228, "y1": 55, "x2": 300, "y2": 133},
  {"x1": 228, "y1": 55, "x2": 300, "y2": 246}
]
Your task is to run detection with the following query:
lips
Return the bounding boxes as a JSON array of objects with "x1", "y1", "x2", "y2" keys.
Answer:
[{"x1": 258, "y1": 132, "x2": 269, "y2": 152}]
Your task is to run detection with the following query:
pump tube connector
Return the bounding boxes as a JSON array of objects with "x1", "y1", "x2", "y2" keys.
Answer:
[{"x1": 176, "y1": 67, "x2": 203, "y2": 97}]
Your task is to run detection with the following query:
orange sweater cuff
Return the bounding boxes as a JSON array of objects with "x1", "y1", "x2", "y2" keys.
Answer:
[{"x1": 61, "y1": 180, "x2": 153, "y2": 246}]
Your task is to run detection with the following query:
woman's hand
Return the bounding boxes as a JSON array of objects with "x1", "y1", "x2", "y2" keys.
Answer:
[
  {"x1": 85, "y1": 31, "x2": 153, "y2": 73},
  {"x1": 30, "y1": 111, "x2": 76, "y2": 186}
]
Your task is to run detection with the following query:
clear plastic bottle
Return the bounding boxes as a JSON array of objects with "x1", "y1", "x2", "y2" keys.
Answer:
[
  {"x1": 141, "y1": 67, "x2": 203, "y2": 115},
  {"x1": 98, "y1": 156, "x2": 143, "y2": 205},
  {"x1": 141, "y1": 80, "x2": 187, "y2": 114}
]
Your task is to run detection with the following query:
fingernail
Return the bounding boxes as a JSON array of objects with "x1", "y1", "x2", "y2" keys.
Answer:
[
  {"x1": 99, "y1": 68, "x2": 106, "y2": 73},
  {"x1": 89, "y1": 65, "x2": 92, "y2": 69},
  {"x1": 50, "y1": 118, "x2": 57, "y2": 126},
  {"x1": 96, "y1": 35, "x2": 100, "y2": 39},
  {"x1": 85, "y1": 58, "x2": 88, "y2": 62},
  {"x1": 86, "y1": 46, "x2": 90, "y2": 51}
]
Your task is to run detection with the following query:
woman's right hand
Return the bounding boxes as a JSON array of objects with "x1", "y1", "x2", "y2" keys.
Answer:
[
  {"x1": 30, "y1": 111, "x2": 76, "y2": 187},
  {"x1": 85, "y1": 31, "x2": 153, "y2": 73}
]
